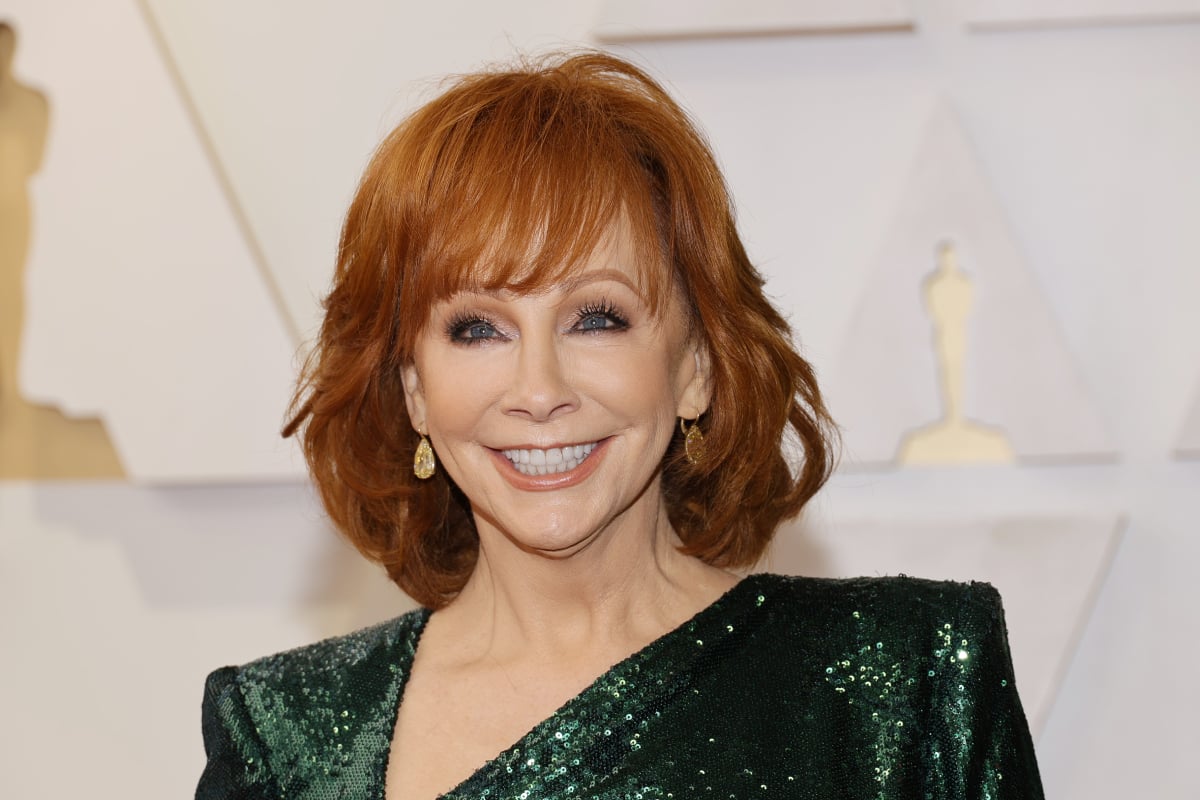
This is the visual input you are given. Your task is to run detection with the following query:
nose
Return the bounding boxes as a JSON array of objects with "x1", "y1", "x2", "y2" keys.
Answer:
[{"x1": 502, "y1": 329, "x2": 580, "y2": 422}]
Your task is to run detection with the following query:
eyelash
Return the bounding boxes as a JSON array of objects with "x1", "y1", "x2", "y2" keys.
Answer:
[
  {"x1": 445, "y1": 312, "x2": 499, "y2": 344},
  {"x1": 444, "y1": 299, "x2": 630, "y2": 344},
  {"x1": 574, "y1": 299, "x2": 629, "y2": 332}
]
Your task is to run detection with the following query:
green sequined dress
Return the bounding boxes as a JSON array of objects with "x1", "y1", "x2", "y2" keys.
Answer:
[{"x1": 196, "y1": 574, "x2": 1044, "y2": 799}]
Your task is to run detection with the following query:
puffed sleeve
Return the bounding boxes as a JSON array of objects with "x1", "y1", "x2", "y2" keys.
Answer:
[
  {"x1": 923, "y1": 584, "x2": 1045, "y2": 799},
  {"x1": 196, "y1": 667, "x2": 279, "y2": 800}
]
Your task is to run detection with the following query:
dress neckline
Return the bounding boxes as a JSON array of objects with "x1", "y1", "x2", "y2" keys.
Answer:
[{"x1": 380, "y1": 573, "x2": 775, "y2": 800}]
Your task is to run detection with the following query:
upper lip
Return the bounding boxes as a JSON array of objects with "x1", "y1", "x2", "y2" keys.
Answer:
[{"x1": 489, "y1": 438, "x2": 604, "y2": 451}]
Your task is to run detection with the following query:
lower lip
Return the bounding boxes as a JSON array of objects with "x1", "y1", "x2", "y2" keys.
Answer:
[{"x1": 489, "y1": 439, "x2": 608, "y2": 491}]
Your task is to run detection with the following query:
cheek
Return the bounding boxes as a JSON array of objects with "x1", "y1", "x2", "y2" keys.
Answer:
[
  {"x1": 417, "y1": 352, "x2": 503, "y2": 432},
  {"x1": 574, "y1": 345, "x2": 680, "y2": 411}
]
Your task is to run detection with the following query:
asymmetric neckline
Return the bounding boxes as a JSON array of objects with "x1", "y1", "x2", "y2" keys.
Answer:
[{"x1": 381, "y1": 574, "x2": 771, "y2": 800}]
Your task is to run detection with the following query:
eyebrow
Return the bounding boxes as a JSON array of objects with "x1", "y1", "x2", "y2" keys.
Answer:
[{"x1": 559, "y1": 268, "x2": 641, "y2": 295}]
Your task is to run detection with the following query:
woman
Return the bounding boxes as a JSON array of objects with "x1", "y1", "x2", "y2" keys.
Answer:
[{"x1": 197, "y1": 52, "x2": 1043, "y2": 799}]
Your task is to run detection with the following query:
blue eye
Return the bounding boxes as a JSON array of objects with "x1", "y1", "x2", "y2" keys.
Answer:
[
  {"x1": 574, "y1": 301, "x2": 628, "y2": 333},
  {"x1": 578, "y1": 313, "x2": 615, "y2": 331},
  {"x1": 465, "y1": 322, "x2": 496, "y2": 338},
  {"x1": 447, "y1": 315, "x2": 499, "y2": 343}
]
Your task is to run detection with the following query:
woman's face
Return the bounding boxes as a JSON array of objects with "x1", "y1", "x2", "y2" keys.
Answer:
[{"x1": 402, "y1": 223, "x2": 710, "y2": 559}]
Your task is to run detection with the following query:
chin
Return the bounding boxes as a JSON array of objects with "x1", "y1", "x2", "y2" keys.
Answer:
[
  {"x1": 477, "y1": 507, "x2": 607, "y2": 560},
  {"x1": 473, "y1": 484, "x2": 654, "y2": 561},
  {"x1": 510, "y1": 525, "x2": 600, "y2": 559}
]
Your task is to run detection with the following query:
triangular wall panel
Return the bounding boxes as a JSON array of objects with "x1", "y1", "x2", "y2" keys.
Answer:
[
  {"x1": 12, "y1": 0, "x2": 303, "y2": 481},
  {"x1": 827, "y1": 102, "x2": 1115, "y2": 467}
]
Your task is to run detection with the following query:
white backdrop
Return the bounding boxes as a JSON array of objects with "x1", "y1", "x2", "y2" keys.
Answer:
[
  {"x1": 1, "y1": 1, "x2": 1198, "y2": 798},
  {"x1": 12, "y1": 0, "x2": 302, "y2": 482}
]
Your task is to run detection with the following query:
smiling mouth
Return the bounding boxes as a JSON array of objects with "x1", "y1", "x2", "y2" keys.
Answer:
[{"x1": 501, "y1": 442, "x2": 599, "y2": 476}]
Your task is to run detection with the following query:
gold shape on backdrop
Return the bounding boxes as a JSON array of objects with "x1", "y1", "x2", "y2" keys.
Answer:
[
  {"x1": 0, "y1": 21, "x2": 123, "y2": 479},
  {"x1": 898, "y1": 241, "x2": 1015, "y2": 465}
]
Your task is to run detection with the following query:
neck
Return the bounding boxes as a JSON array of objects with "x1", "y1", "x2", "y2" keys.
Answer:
[{"x1": 440, "y1": 495, "x2": 736, "y2": 667}]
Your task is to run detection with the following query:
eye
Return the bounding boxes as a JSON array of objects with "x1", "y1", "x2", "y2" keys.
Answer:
[
  {"x1": 573, "y1": 300, "x2": 629, "y2": 333},
  {"x1": 446, "y1": 314, "x2": 501, "y2": 344}
]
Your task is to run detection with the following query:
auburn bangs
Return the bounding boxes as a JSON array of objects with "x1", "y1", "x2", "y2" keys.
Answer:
[{"x1": 382, "y1": 68, "x2": 672, "y2": 357}]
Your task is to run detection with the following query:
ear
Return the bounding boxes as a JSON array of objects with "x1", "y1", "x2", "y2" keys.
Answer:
[
  {"x1": 401, "y1": 362, "x2": 428, "y2": 433},
  {"x1": 676, "y1": 337, "x2": 713, "y2": 421}
]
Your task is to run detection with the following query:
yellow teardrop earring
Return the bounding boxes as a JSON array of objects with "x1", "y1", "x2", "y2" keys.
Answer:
[
  {"x1": 681, "y1": 417, "x2": 706, "y2": 465},
  {"x1": 413, "y1": 432, "x2": 436, "y2": 479}
]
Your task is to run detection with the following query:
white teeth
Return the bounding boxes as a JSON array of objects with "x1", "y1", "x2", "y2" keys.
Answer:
[{"x1": 502, "y1": 442, "x2": 598, "y2": 476}]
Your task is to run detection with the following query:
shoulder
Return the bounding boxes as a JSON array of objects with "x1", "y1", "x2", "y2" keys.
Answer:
[
  {"x1": 240, "y1": 607, "x2": 425, "y2": 682},
  {"x1": 739, "y1": 573, "x2": 1018, "y2": 710},
  {"x1": 751, "y1": 572, "x2": 1003, "y2": 624},
  {"x1": 201, "y1": 609, "x2": 428, "y2": 792},
  {"x1": 210, "y1": 608, "x2": 428, "y2": 708},
  {"x1": 744, "y1": 573, "x2": 1008, "y2": 665},
  {"x1": 730, "y1": 576, "x2": 1042, "y2": 796}
]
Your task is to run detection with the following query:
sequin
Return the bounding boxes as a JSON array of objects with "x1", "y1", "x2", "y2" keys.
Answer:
[{"x1": 197, "y1": 574, "x2": 1043, "y2": 799}]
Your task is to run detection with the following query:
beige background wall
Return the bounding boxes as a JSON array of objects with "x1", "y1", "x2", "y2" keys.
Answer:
[{"x1": 1, "y1": 1, "x2": 1197, "y2": 798}]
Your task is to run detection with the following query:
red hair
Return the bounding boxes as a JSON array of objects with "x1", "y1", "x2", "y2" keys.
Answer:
[{"x1": 285, "y1": 51, "x2": 837, "y2": 608}]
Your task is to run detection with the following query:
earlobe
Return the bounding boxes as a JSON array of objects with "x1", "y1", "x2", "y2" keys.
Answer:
[
  {"x1": 677, "y1": 340, "x2": 714, "y2": 420},
  {"x1": 401, "y1": 362, "x2": 427, "y2": 432}
]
